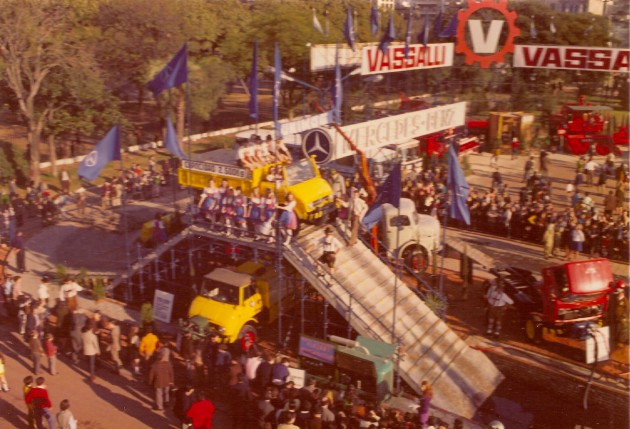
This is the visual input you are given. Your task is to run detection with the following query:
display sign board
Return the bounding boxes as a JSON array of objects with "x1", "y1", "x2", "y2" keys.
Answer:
[
  {"x1": 153, "y1": 290, "x2": 175, "y2": 324},
  {"x1": 310, "y1": 43, "x2": 367, "y2": 72},
  {"x1": 298, "y1": 335, "x2": 336, "y2": 364},
  {"x1": 287, "y1": 367, "x2": 306, "y2": 388},
  {"x1": 361, "y1": 43, "x2": 454, "y2": 75},
  {"x1": 513, "y1": 45, "x2": 630, "y2": 73},
  {"x1": 331, "y1": 102, "x2": 466, "y2": 160},
  {"x1": 182, "y1": 159, "x2": 252, "y2": 180},
  {"x1": 281, "y1": 111, "x2": 333, "y2": 136}
]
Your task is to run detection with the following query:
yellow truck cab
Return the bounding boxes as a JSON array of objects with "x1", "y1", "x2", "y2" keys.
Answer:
[
  {"x1": 186, "y1": 262, "x2": 291, "y2": 343},
  {"x1": 179, "y1": 148, "x2": 335, "y2": 223}
]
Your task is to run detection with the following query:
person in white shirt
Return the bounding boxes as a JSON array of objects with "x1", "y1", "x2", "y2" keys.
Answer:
[
  {"x1": 348, "y1": 189, "x2": 368, "y2": 247},
  {"x1": 485, "y1": 278, "x2": 514, "y2": 338},
  {"x1": 59, "y1": 279, "x2": 83, "y2": 311},
  {"x1": 37, "y1": 276, "x2": 50, "y2": 308},
  {"x1": 317, "y1": 226, "x2": 342, "y2": 276},
  {"x1": 584, "y1": 158, "x2": 598, "y2": 186}
]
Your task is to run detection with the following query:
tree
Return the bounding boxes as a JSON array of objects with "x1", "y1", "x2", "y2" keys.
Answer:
[{"x1": 0, "y1": 0, "x2": 80, "y2": 184}]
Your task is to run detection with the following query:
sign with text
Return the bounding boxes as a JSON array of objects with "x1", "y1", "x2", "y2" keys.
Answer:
[
  {"x1": 182, "y1": 159, "x2": 252, "y2": 180},
  {"x1": 287, "y1": 367, "x2": 306, "y2": 388},
  {"x1": 361, "y1": 43, "x2": 454, "y2": 75},
  {"x1": 513, "y1": 45, "x2": 630, "y2": 73},
  {"x1": 153, "y1": 290, "x2": 174, "y2": 324},
  {"x1": 281, "y1": 111, "x2": 333, "y2": 136},
  {"x1": 332, "y1": 102, "x2": 466, "y2": 160},
  {"x1": 310, "y1": 43, "x2": 366, "y2": 71},
  {"x1": 298, "y1": 335, "x2": 336, "y2": 364}
]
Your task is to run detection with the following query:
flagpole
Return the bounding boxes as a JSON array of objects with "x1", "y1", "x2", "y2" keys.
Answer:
[{"x1": 117, "y1": 125, "x2": 132, "y2": 302}]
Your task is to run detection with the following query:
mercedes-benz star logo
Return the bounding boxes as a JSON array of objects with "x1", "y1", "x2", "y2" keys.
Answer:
[
  {"x1": 84, "y1": 150, "x2": 98, "y2": 167},
  {"x1": 302, "y1": 128, "x2": 333, "y2": 164}
]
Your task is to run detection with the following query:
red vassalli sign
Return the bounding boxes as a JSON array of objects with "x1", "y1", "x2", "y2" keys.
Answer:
[
  {"x1": 513, "y1": 45, "x2": 630, "y2": 73},
  {"x1": 360, "y1": 43, "x2": 454, "y2": 75}
]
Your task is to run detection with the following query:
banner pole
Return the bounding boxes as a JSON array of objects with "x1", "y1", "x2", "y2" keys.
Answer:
[{"x1": 118, "y1": 125, "x2": 132, "y2": 302}]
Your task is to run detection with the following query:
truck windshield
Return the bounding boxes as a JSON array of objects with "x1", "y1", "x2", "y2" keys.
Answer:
[
  {"x1": 284, "y1": 159, "x2": 316, "y2": 186},
  {"x1": 202, "y1": 280, "x2": 240, "y2": 305}
]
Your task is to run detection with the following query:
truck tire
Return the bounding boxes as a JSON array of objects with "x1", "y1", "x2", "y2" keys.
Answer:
[
  {"x1": 238, "y1": 324, "x2": 257, "y2": 345},
  {"x1": 525, "y1": 317, "x2": 542, "y2": 344},
  {"x1": 403, "y1": 246, "x2": 428, "y2": 275}
]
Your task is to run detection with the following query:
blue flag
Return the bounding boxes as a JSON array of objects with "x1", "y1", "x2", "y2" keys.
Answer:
[
  {"x1": 344, "y1": 7, "x2": 356, "y2": 52},
  {"x1": 432, "y1": 11, "x2": 443, "y2": 38},
  {"x1": 364, "y1": 162, "x2": 401, "y2": 222},
  {"x1": 248, "y1": 42, "x2": 258, "y2": 119},
  {"x1": 378, "y1": 14, "x2": 396, "y2": 54},
  {"x1": 370, "y1": 3, "x2": 379, "y2": 36},
  {"x1": 447, "y1": 142, "x2": 470, "y2": 225},
  {"x1": 78, "y1": 124, "x2": 121, "y2": 182},
  {"x1": 147, "y1": 43, "x2": 188, "y2": 96},
  {"x1": 418, "y1": 15, "x2": 429, "y2": 46},
  {"x1": 273, "y1": 43, "x2": 282, "y2": 139},
  {"x1": 164, "y1": 117, "x2": 186, "y2": 159},
  {"x1": 439, "y1": 14, "x2": 458, "y2": 38},
  {"x1": 333, "y1": 45, "x2": 342, "y2": 124},
  {"x1": 404, "y1": 10, "x2": 413, "y2": 58},
  {"x1": 313, "y1": 9, "x2": 324, "y2": 35},
  {"x1": 530, "y1": 20, "x2": 537, "y2": 39}
]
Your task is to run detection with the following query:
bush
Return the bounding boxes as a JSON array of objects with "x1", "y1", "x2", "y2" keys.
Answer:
[
  {"x1": 92, "y1": 277, "x2": 106, "y2": 301},
  {"x1": 140, "y1": 302, "x2": 154, "y2": 327},
  {"x1": 0, "y1": 140, "x2": 28, "y2": 187}
]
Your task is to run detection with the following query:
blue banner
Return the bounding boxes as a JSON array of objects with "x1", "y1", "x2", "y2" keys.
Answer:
[{"x1": 78, "y1": 125, "x2": 121, "y2": 181}]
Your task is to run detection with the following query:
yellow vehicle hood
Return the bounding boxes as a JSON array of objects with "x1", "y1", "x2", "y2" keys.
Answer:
[
  {"x1": 289, "y1": 177, "x2": 332, "y2": 204},
  {"x1": 188, "y1": 296, "x2": 240, "y2": 333}
]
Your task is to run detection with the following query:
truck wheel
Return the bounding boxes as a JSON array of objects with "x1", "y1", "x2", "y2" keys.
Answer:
[
  {"x1": 238, "y1": 324, "x2": 257, "y2": 345},
  {"x1": 525, "y1": 318, "x2": 542, "y2": 344},
  {"x1": 403, "y1": 247, "x2": 428, "y2": 275}
]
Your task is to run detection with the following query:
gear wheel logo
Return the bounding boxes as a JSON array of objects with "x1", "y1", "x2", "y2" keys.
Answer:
[{"x1": 455, "y1": 0, "x2": 520, "y2": 68}]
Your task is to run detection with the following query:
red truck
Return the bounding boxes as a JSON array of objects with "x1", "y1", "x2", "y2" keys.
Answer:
[{"x1": 488, "y1": 259, "x2": 614, "y2": 348}]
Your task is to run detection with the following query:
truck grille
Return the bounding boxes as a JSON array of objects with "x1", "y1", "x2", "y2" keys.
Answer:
[{"x1": 558, "y1": 305, "x2": 602, "y2": 321}]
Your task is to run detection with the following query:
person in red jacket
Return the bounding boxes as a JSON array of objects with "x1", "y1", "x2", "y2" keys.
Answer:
[
  {"x1": 25, "y1": 376, "x2": 55, "y2": 429},
  {"x1": 186, "y1": 390, "x2": 216, "y2": 429}
]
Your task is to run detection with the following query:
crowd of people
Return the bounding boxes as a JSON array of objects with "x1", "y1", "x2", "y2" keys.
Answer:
[{"x1": 392, "y1": 150, "x2": 629, "y2": 262}]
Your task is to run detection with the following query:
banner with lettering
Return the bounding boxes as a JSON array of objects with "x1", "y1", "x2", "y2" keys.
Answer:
[
  {"x1": 513, "y1": 45, "x2": 629, "y2": 73},
  {"x1": 361, "y1": 43, "x2": 454, "y2": 75}
]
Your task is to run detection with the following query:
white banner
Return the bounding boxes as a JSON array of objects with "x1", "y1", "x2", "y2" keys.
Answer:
[
  {"x1": 153, "y1": 290, "x2": 175, "y2": 324},
  {"x1": 281, "y1": 111, "x2": 333, "y2": 136},
  {"x1": 310, "y1": 43, "x2": 366, "y2": 71},
  {"x1": 332, "y1": 102, "x2": 467, "y2": 160},
  {"x1": 513, "y1": 45, "x2": 630, "y2": 73},
  {"x1": 361, "y1": 43, "x2": 454, "y2": 75}
]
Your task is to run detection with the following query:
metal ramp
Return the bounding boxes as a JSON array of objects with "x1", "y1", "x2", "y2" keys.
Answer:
[{"x1": 289, "y1": 225, "x2": 504, "y2": 419}]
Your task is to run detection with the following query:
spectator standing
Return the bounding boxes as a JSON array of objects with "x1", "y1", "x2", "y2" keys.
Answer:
[
  {"x1": 11, "y1": 230, "x2": 26, "y2": 273},
  {"x1": 584, "y1": 158, "x2": 598, "y2": 186},
  {"x1": 173, "y1": 384, "x2": 196, "y2": 429},
  {"x1": 56, "y1": 399, "x2": 77, "y2": 429},
  {"x1": 0, "y1": 352, "x2": 8, "y2": 391},
  {"x1": 254, "y1": 353, "x2": 274, "y2": 394},
  {"x1": 317, "y1": 227, "x2": 342, "y2": 276},
  {"x1": 329, "y1": 170, "x2": 346, "y2": 199},
  {"x1": 348, "y1": 189, "x2": 368, "y2": 247},
  {"x1": 38, "y1": 276, "x2": 51, "y2": 308},
  {"x1": 569, "y1": 224, "x2": 585, "y2": 260},
  {"x1": 542, "y1": 221, "x2": 555, "y2": 260},
  {"x1": 59, "y1": 170, "x2": 71, "y2": 195},
  {"x1": 417, "y1": 380, "x2": 433, "y2": 428},
  {"x1": 23, "y1": 376, "x2": 35, "y2": 429},
  {"x1": 44, "y1": 334, "x2": 58, "y2": 376},
  {"x1": 523, "y1": 156, "x2": 534, "y2": 182},
  {"x1": 511, "y1": 137, "x2": 520, "y2": 160},
  {"x1": 539, "y1": 149, "x2": 549, "y2": 177},
  {"x1": 29, "y1": 331, "x2": 45, "y2": 375},
  {"x1": 59, "y1": 279, "x2": 83, "y2": 311},
  {"x1": 25, "y1": 376, "x2": 55, "y2": 429},
  {"x1": 186, "y1": 390, "x2": 216, "y2": 429},
  {"x1": 271, "y1": 357, "x2": 291, "y2": 387},
  {"x1": 485, "y1": 278, "x2": 514, "y2": 338},
  {"x1": 139, "y1": 326, "x2": 159, "y2": 372},
  {"x1": 106, "y1": 318, "x2": 123, "y2": 374},
  {"x1": 81, "y1": 325, "x2": 100, "y2": 381},
  {"x1": 278, "y1": 193, "x2": 298, "y2": 246},
  {"x1": 149, "y1": 347, "x2": 174, "y2": 411}
]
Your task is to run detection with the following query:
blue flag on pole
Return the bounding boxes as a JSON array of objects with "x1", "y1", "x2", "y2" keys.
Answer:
[
  {"x1": 404, "y1": 10, "x2": 413, "y2": 58},
  {"x1": 439, "y1": 14, "x2": 458, "y2": 38},
  {"x1": 432, "y1": 10, "x2": 443, "y2": 38},
  {"x1": 273, "y1": 43, "x2": 282, "y2": 139},
  {"x1": 248, "y1": 42, "x2": 258, "y2": 119},
  {"x1": 379, "y1": 14, "x2": 396, "y2": 54},
  {"x1": 418, "y1": 15, "x2": 429, "y2": 46},
  {"x1": 313, "y1": 9, "x2": 324, "y2": 35},
  {"x1": 164, "y1": 117, "x2": 186, "y2": 159},
  {"x1": 363, "y1": 162, "x2": 401, "y2": 228},
  {"x1": 344, "y1": 7, "x2": 356, "y2": 51},
  {"x1": 78, "y1": 124, "x2": 121, "y2": 182},
  {"x1": 147, "y1": 43, "x2": 188, "y2": 97},
  {"x1": 530, "y1": 20, "x2": 537, "y2": 39},
  {"x1": 370, "y1": 3, "x2": 379, "y2": 36},
  {"x1": 333, "y1": 45, "x2": 342, "y2": 123},
  {"x1": 447, "y1": 142, "x2": 471, "y2": 225}
]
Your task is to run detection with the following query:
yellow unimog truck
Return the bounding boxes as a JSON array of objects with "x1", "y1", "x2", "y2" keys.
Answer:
[
  {"x1": 184, "y1": 261, "x2": 293, "y2": 343},
  {"x1": 179, "y1": 148, "x2": 335, "y2": 224}
]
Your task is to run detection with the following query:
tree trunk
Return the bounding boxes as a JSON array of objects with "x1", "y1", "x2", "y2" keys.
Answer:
[
  {"x1": 27, "y1": 125, "x2": 41, "y2": 185},
  {"x1": 48, "y1": 134, "x2": 58, "y2": 178},
  {"x1": 176, "y1": 87, "x2": 185, "y2": 143}
]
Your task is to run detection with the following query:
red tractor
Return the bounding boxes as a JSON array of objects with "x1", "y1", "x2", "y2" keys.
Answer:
[
  {"x1": 488, "y1": 259, "x2": 614, "y2": 350},
  {"x1": 550, "y1": 96, "x2": 622, "y2": 156}
]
